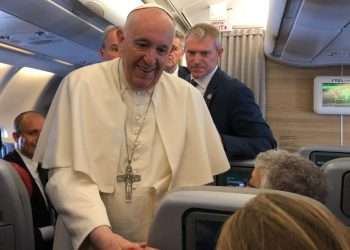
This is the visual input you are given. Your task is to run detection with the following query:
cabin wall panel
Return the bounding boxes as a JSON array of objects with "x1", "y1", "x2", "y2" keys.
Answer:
[{"x1": 266, "y1": 60, "x2": 350, "y2": 152}]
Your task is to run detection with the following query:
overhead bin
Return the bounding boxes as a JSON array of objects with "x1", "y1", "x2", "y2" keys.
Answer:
[{"x1": 265, "y1": 0, "x2": 350, "y2": 66}]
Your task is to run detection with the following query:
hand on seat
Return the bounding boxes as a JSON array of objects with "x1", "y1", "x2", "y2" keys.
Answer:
[{"x1": 88, "y1": 226, "x2": 147, "y2": 250}]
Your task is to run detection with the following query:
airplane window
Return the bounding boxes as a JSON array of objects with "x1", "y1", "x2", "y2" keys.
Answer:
[{"x1": 1, "y1": 143, "x2": 15, "y2": 159}]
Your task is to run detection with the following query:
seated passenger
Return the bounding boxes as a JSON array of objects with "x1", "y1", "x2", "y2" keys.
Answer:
[
  {"x1": 216, "y1": 193, "x2": 350, "y2": 250},
  {"x1": 248, "y1": 149, "x2": 327, "y2": 203},
  {"x1": 3, "y1": 111, "x2": 54, "y2": 250}
]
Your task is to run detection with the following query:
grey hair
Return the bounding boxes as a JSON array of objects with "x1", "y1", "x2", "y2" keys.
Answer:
[
  {"x1": 101, "y1": 25, "x2": 121, "y2": 49},
  {"x1": 185, "y1": 23, "x2": 221, "y2": 49},
  {"x1": 255, "y1": 149, "x2": 328, "y2": 203},
  {"x1": 175, "y1": 30, "x2": 185, "y2": 49}
]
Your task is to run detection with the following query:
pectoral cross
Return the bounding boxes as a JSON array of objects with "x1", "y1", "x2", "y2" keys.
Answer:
[{"x1": 117, "y1": 164, "x2": 141, "y2": 202}]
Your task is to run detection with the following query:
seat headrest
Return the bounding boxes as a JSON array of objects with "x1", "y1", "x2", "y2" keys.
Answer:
[
  {"x1": 147, "y1": 186, "x2": 327, "y2": 250},
  {"x1": 321, "y1": 157, "x2": 350, "y2": 226},
  {"x1": 0, "y1": 160, "x2": 35, "y2": 250}
]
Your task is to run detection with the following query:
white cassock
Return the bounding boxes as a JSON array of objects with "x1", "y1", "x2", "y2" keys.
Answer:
[{"x1": 34, "y1": 58, "x2": 230, "y2": 250}]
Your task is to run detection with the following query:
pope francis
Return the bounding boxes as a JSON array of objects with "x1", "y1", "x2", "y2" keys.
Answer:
[{"x1": 34, "y1": 3, "x2": 230, "y2": 250}]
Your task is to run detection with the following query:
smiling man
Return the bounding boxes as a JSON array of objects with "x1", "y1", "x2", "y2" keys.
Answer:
[{"x1": 34, "y1": 4, "x2": 229, "y2": 250}]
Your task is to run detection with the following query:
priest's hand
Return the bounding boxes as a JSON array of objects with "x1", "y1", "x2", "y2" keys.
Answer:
[{"x1": 87, "y1": 225, "x2": 146, "y2": 250}]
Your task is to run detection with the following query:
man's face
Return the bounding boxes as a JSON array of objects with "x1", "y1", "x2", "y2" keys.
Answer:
[
  {"x1": 120, "y1": 9, "x2": 174, "y2": 90},
  {"x1": 100, "y1": 30, "x2": 120, "y2": 61},
  {"x1": 164, "y1": 37, "x2": 184, "y2": 73},
  {"x1": 185, "y1": 35, "x2": 222, "y2": 79},
  {"x1": 13, "y1": 113, "x2": 44, "y2": 159}
]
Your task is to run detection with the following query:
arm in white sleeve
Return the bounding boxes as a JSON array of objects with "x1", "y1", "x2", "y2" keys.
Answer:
[{"x1": 46, "y1": 167, "x2": 111, "y2": 249}]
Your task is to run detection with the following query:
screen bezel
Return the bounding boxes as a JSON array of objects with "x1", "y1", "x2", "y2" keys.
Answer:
[{"x1": 314, "y1": 76, "x2": 350, "y2": 114}]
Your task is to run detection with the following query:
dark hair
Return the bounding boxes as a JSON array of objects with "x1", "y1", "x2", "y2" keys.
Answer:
[{"x1": 14, "y1": 111, "x2": 43, "y2": 133}]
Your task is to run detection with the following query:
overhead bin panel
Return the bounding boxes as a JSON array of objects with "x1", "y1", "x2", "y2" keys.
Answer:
[
  {"x1": 265, "y1": 0, "x2": 350, "y2": 66},
  {"x1": 281, "y1": 0, "x2": 350, "y2": 62},
  {"x1": 0, "y1": 0, "x2": 103, "y2": 51},
  {"x1": 0, "y1": 47, "x2": 73, "y2": 76},
  {"x1": 313, "y1": 26, "x2": 350, "y2": 65},
  {"x1": 0, "y1": 10, "x2": 99, "y2": 68}
]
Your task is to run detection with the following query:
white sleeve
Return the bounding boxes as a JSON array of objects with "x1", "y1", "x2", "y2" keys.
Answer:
[{"x1": 46, "y1": 167, "x2": 111, "y2": 249}]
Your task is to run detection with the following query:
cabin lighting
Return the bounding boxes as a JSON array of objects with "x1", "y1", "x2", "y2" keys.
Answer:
[
  {"x1": 52, "y1": 58, "x2": 74, "y2": 66},
  {"x1": 21, "y1": 67, "x2": 55, "y2": 76},
  {"x1": 0, "y1": 42, "x2": 35, "y2": 56},
  {"x1": 1, "y1": 128, "x2": 8, "y2": 138},
  {"x1": 229, "y1": 0, "x2": 270, "y2": 28},
  {"x1": 209, "y1": 2, "x2": 227, "y2": 20}
]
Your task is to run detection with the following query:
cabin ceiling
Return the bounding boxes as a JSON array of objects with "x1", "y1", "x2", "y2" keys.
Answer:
[
  {"x1": 266, "y1": 0, "x2": 350, "y2": 67},
  {"x1": 167, "y1": 0, "x2": 350, "y2": 67},
  {"x1": 0, "y1": 0, "x2": 350, "y2": 72},
  {"x1": 0, "y1": 0, "x2": 109, "y2": 76},
  {"x1": 156, "y1": 0, "x2": 242, "y2": 28}
]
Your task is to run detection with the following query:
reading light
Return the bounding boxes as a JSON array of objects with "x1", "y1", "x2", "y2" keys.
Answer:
[
  {"x1": 0, "y1": 42, "x2": 35, "y2": 56},
  {"x1": 229, "y1": 0, "x2": 270, "y2": 28},
  {"x1": 209, "y1": 2, "x2": 227, "y2": 21},
  {"x1": 52, "y1": 58, "x2": 74, "y2": 66}
]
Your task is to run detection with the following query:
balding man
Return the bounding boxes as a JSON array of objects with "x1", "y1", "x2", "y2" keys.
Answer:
[
  {"x1": 35, "y1": 4, "x2": 229, "y2": 250},
  {"x1": 4, "y1": 111, "x2": 53, "y2": 250},
  {"x1": 100, "y1": 25, "x2": 122, "y2": 61}
]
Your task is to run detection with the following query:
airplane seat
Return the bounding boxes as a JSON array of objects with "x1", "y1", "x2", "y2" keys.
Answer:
[
  {"x1": 147, "y1": 186, "x2": 258, "y2": 250},
  {"x1": 0, "y1": 160, "x2": 35, "y2": 250},
  {"x1": 321, "y1": 157, "x2": 350, "y2": 226},
  {"x1": 298, "y1": 145, "x2": 350, "y2": 167}
]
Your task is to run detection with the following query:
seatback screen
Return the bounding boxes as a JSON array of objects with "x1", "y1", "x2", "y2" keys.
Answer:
[{"x1": 183, "y1": 209, "x2": 232, "y2": 250}]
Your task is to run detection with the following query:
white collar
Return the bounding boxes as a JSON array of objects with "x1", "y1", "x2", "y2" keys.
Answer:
[
  {"x1": 172, "y1": 65, "x2": 179, "y2": 76},
  {"x1": 16, "y1": 149, "x2": 38, "y2": 171},
  {"x1": 191, "y1": 66, "x2": 218, "y2": 93}
]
